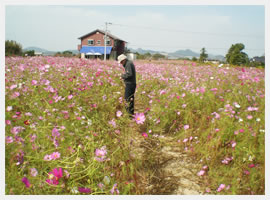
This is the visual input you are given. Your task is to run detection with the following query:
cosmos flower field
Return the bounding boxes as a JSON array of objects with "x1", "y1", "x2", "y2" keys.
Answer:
[{"x1": 5, "y1": 57, "x2": 265, "y2": 195}]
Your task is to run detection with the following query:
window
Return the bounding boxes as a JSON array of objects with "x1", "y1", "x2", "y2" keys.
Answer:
[
  {"x1": 88, "y1": 39, "x2": 94, "y2": 46},
  {"x1": 106, "y1": 40, "x2": 111, "y2": 45},
  {"x1": 96, "y1": 40, "x2": 101, "y2": 45}
]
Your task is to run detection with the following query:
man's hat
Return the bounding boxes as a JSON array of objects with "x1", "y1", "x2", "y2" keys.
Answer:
[{"x1": 117, "y1": 54, "x2": 127, "y2": 64}]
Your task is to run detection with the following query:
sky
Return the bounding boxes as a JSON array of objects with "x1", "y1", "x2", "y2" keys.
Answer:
[{"x1": 5, "y1": 5, "x2": 265, "y2": 57}]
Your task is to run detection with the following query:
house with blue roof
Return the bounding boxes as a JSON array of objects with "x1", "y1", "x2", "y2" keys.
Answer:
[{"x1": 78, "y1": 29, "x2": 126, "y2": 60}]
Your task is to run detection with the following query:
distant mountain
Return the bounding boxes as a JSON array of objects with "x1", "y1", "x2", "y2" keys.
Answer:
[
  {"x1": 23, "y1": 47, "x2": 79, "y2": 56},
  {"x1": 129, "y1": 47, "x2": 225, "y2": 61},
  {"x1": 169, "y1": 49, "x2": 200, "y2": 58}
]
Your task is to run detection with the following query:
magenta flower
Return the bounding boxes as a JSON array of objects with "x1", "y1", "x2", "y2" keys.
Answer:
[
  {"x1": 46, "y1": 168, "x2": 63, "y2": 185},
  {"x1": 142, "y1": 132, "x2": 148, "y2": 138},
  {"x1": 51, "y1": 152, "x2": 61, "y2": 160},
  {"x1": 78, "y1": 187, "x2": 92, "y2": 193},
  {"x1": 249, "y1": 164, "x2": 255, "y2": 168},
  {"x1": 217, "y1": 184, "x2": 226, "y2": 192},
  {"x1": 22, "y1": 177, "x2": 31, "y2": 188},
  {"x1": 134, "y1": 113, "x2": 146, "y2": 124}
]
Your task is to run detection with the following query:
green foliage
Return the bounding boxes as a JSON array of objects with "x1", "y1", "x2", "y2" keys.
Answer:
[
  {"x1": 199, "y1": 47, "x2": 208, "y2": 63},
  {"x1": 192, "y1": 57, "x2": 198, "y2": 62},
  {"x1": 5, "y1": 40, "x2": 23, "y2": 56},
  {"x1": 226, "y1": 43, "x2": 249, "y2": 65},
  {"x1": 24, "y1": 50, "x2": 35, "y2": 57},
  {"x1": 54, "y1": 51, "x2": 75, "y2": 57},
  {"x1": 152, "y1": 53, "x2": 166, "y2": 60}
]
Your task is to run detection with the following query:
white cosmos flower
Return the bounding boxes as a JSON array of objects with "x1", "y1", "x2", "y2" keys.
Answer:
[
  {"x1": 256, "y1": 118, "x2": 261, "y2": 122},
  {"x1": 238, "y1": 118, "x2": 243, "y2": 122},
  {"x1": 234, "y1": 104, "x2": 241, "y2": 108}
]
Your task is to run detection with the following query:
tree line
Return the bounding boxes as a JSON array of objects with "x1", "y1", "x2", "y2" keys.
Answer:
[{"x1": 5, "y1": 40, "x2": 264, "y2": 67}]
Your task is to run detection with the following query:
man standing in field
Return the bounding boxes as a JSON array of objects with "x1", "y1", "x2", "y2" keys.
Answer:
[{"x1": 118, "y1": 54, "x2": 136, "y2": 117}]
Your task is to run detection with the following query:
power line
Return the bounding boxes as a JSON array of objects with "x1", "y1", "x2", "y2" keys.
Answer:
[
  {"x1": 127, "y1": 43, "x2": 264, "y2": 51},
  {"x1": 111, "y1": 23, "x2": 263, "y2": 39}
]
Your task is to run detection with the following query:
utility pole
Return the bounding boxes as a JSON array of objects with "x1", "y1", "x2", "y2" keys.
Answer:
[{"x1": 104, "y1": 22, "x2": 112, "y2": 61}]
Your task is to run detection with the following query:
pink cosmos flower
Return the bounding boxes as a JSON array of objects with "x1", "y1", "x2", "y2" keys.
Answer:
[
  {"x1": 68, "y1": 94, "x2": 73, "y2": 99},
  {"x1": 247, "y1": 115, "x2": 253, "y2": 120},
  {"x1": 200, "y1": 87, "x2": 206, "y2": 94},
  {"x1": 244, "y1": 170, "x2": 250, "y2": 175},
  {"x1": 6, "y1": 120, "x2": 11, "y2": 125},
  {"x1": 98, "y1": 183, "x2": 105, "y2": 190},
  {"x1": 31, "y1": 80, "x2": 38, "y2": 85},
  {"x1": 78, "y1": 187, "x2": 92, "y2": 193},
  {"x1": 7, "y1": 106, "x2": 13, "y2": 111},
  {"x1": 10, "y1": 84, "x2": 17, "y2": 90},
  {"x1": 202, "y1": 165, "x2": 208, "y2": 170},
  {"x1": 231, "y1": 141, "x2": 237, "y2": 148},
  {"x1": 30, "y1": 168, "x2": 38, "y2": 177},
  {"x1": 95, "y1": 146, "x2": 107, "y2": 162},
  {"x1": 51, "y1": 152, "x2": 61, "y2": 160},
  {"x1": 11, "y1": 126, "x2": 25, "y2": 135},
  {"x1": 210, "y1": 88, "x2": 218, "y2": 92},
  {"x1": 184, "y1": 125, "x2": 189, "y2": 130},
  {"x1": 183, "y1": 138, "x2": 188, "y2": 143},
  {"x1": 116, "y1": 111, "x2": 122, "y2": 117},
  {"x1": 110, "y1": 183, "x2": 119, "y2": 194},
  {"x1": 217, "y1": 184, "x2": 226, "y2": 192},
  {"x1": 197, "y1": 170, "x2": 205, "y2": 176},
  {"x1": 239, "y1": 129, "x2": 244, "y2": 133},
  {"x1": 22, "y1": 177, "x2": 31, "y2": 188},
  {"x1": 6, "y1": 136, "x2": 13, "y2": 144},
  {"x1": 109, "y1": 119, "x2": 116, "y2": 127},
  {"x1": 44, "y1": 154, "x2": 52, "y2": 161},
  {"x1": 12, "y1": 92, "x2": 20, "y2": 98},
  {"x1": 134, "y1": 113, "x2": 146, "y2": 124},
  {"x1": 52, "y1": 127, "x2": 60, "y2": 137}
]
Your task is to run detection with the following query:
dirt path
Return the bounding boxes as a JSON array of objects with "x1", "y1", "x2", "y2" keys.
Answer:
[{"x1": 128, "y1": 104, "x2": 205, "y2": 195}]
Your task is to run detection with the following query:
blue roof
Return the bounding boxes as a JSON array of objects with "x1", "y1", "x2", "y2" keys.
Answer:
[{"x1": 80, "y1": 46, "x2": 112, "y2": 55}]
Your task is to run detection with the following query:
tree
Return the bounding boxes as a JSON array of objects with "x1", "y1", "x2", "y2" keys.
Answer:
[
  {"x1": 24, "y1": 50, "x2": 35, "y2": 56},
  {"x1": 192, "y1": 57, "x2": 198, "y2": 62},
  {"x1": 199, "y1": 47, "x2": 208, "y2": 63},
  {"x1": 225, "y1": 43, "x2": 249, "y2": 65},
  {"x1": 152, "y1": 53, "x2": 166, "y2": 60},
  {"x1": 5, "y1": 40, "x2": 23, "y2": 56}
]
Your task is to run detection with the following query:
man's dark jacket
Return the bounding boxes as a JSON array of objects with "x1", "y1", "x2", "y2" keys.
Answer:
[{"x1": 121, "y1": 60, "x2": 136, "y2": 85}]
